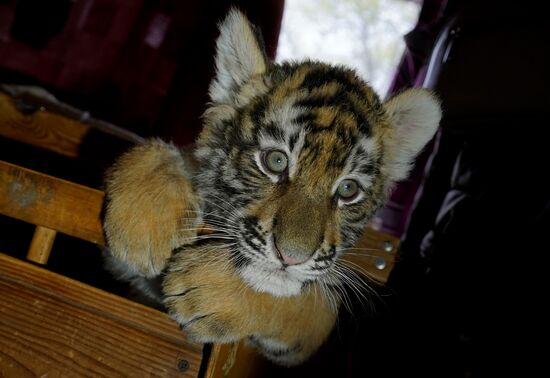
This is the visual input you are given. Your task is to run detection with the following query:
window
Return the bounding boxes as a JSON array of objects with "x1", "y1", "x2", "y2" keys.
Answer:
[{"x1": 277, "y1": 0, "x2": 422, "y2": 97}]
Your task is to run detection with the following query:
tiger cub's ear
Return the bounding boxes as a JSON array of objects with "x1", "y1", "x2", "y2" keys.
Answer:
[
  {"x1": 209, "y1": 8, "x2": 268, "y2": 104},
  {"x1": 382, "y1": 88, "x2": 442, "y2": 182}
]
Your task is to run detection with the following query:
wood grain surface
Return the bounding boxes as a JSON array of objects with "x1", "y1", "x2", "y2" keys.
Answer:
[
  {"x1": 0, "y1": 160, "x2": 105, "y2": 245},
  {"x1": 0, "y1": 93, "x2": 89, "y2": 158},
  {"x1": 0, "y1": 253, "x2": 203, "y2": 377},
  {"x1": 26, "y1": 226, "x2": 57, "y2": 264}
]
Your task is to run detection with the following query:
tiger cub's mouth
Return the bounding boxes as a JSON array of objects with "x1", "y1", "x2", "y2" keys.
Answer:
[{"x1": 230, "y1": 222, "x2": 338, "y2": 298}]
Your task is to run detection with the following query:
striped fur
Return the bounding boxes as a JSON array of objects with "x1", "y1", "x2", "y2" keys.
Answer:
[{"x1": 194, "y1": 10, "x2": 440, "y2": 298}]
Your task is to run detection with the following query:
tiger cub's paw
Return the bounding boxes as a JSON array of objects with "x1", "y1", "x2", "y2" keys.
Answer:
[
  {"x1": 163, "y1": 284, "x2": 240, "y2": 344},
  {"x1": 162, "y1": 248, "x2": 244, "y2": 343},
  {"x1": 103, "y1": 139, "x2": 200, "y2": 278}
]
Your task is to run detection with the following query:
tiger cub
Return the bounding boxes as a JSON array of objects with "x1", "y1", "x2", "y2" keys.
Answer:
[{"x1": 103, "y1": 9, "x2": 441, "y2": 366}]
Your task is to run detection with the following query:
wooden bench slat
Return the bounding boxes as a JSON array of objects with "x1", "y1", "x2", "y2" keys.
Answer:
[
  {"x1": 0, "y1": 91, "x2": 144, "y2": 158},
  {"x1": 0, "y1": 253, "x2": 203, "y2": 377},
  {"x1": 0, "y1": 160, "x2": 105, "y2": 245},
  {"x1": 0, "y1": 93, "x2": 89, "y2": 158}
]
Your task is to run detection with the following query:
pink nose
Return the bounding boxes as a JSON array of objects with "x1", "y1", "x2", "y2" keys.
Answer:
[
  {"x1": 274, "y1": 241, "x2": 306, "y2": 266},
  {"x1": 280, "y1": 252, "x2": 304, "y2": 266}
]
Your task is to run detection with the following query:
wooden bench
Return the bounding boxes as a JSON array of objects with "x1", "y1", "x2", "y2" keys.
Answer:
[
  {"x1": 0, "y1": 160, "x2": 204, "y2": 377},
  {"x1": 0, "y1": 89, "x2": 399, "y2": 377}
]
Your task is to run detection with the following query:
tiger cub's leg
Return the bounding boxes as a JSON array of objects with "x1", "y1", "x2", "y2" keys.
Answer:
[{"x1": 103, "y1": 139, "x2": 200, "y2": 282}]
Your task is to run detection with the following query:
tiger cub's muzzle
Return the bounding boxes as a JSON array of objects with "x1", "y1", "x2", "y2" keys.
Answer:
[{"x1": 272, "y1": 188, "x2": 332, "y2": 265}]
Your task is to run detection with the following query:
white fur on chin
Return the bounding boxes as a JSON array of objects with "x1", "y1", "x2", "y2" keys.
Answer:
[{"x1": 239, "y1": 264, "x2": 303, "y2": 297}]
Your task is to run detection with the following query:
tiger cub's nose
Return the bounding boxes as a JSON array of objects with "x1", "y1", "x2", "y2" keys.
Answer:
[{"x1": 274, "y1": 238, "x2": 309, "y2": 266}]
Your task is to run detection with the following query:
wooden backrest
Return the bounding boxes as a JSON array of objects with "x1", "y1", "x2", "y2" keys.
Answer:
[
  {"x1": 0, "y1": 160, "x2": 105, "y2": 264},
  {"x1": 0, "y1": 159, "x2": 205, "y2": 377}
]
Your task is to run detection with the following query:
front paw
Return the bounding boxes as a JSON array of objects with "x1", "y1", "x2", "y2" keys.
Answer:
[
  {"x1": 163, "y1": 260, "x2": 242, "y2": 344},
  {"x1": 103, "y1": 139, "x2": 199, "y2": 278}
]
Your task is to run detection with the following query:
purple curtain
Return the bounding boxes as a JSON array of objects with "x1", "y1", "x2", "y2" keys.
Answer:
[{"x1": 372, "y1": 0, "x2": 454, "y2": 237}]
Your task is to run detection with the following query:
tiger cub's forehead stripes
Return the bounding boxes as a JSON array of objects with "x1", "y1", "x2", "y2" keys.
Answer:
[
  {"x1": 233, "y1": 63, "x2": 385, "y2": 185},
  {"x1": 293, "y1": 132, "x2": 351, "y2": 189},
  {"x1": 274, "y1": 63, "x2": 385, "y2": 131},
  {"x1": 236, "y1": 62, "x2": 385, "y2": 136}
]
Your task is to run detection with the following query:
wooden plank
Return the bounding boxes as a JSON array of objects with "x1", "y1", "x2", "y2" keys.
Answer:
[
  {"x1": 0, "y1": 253, "x2": 203, "y2": 377},
  {"x1": 0, "y1": 86, "x2": 144, "y2": 152},
  {"x1": 26, "y1": 226, "x2": 57, "y2": 264},
  {"x1": 0, "y1": 160, "x2": 105, "y2": 245},
  {"x1": 0, "y1": 93, "x2": 89, "y2": 158}
]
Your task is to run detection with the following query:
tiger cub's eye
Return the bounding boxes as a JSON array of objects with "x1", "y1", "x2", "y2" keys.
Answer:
[
  {"x1": 337, "y1": 179, "x2": 359, "y2": 201},
  {"x1": 262, "y1": 150, "x2": 288, "y2": 174}
]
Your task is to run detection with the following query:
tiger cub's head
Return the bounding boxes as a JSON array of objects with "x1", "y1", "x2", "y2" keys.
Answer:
[{"x1": 194, "y1": 9, "x2": 441, "y2": 297}]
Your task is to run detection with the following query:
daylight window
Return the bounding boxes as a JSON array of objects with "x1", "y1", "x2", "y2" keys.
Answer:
[{"x1": 277, "y1": 0, "x2": 422, "y2": 97}]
